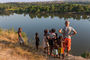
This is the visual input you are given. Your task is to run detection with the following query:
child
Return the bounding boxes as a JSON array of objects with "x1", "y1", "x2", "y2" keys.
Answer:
[
  {"x1": 58, "y1": 36, "x2": 65, "y2": 59},
  {"x1": 18, "y1": 27, "x2": 24, "y2": 45},
  {"x1": 43, "y1": 29, "x2": 49, "y2": 53},
  {"x1": 53, "y1": 40, "x2": 58, "y2": 58},
  {"x1": 35, "y1": 32, "x2": 40, "y2": 50},
  {"x1": 48, "y1": 29, "x2": 56, "y2": 56}
]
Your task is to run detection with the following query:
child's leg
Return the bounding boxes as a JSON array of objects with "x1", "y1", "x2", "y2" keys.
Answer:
[
  {"x1": 47, "y1": 46, "x2": 50, "y2": 55},
  {"x1": 50, "y1": 46, "x2": 52, "y2": 55},
  {"x1": 37, "y1": 45, "x2": 39, "y2": 50},
  {"x1": 36, "y1": 44, "x2": 38, "y2": 50},
  {"x1": 62, "y1": 48, "x2": 65, "y2": 59},
  {"x1": 62, "y1": 54, "x2": 65, "y2": 59},
  {"x1": 50, "y1": 45, "x2": 53, "y2": 55},
  {"x1": 44, "y1": 47, "x2": 47, "y2": 53},
  {"x1": 58, "y1": 53, "x2": 61, "y2": 58}
]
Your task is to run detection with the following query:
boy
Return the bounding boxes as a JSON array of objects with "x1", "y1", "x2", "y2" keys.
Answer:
[
  {"x1": 35, "y1": 32, "x2": 40, "y2": 50},
  {"x1": 58, "y1": 36, "x2": 65, "y2": 59},
  {"x1": 53, "y1": 40, "x2": 58, "y2": 58}
]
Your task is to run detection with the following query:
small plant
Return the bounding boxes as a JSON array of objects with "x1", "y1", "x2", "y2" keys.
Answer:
[
  {"x1": 0, "y1": 28, "x2": 2, "y2": 32},
  {"x1": 81, "y1": 51, "x2": 90, "y2": 58},
  {"x1": 8, "y1": 27, "x2": 15, "y2": 33},
  {"x1": 21, "y1": 32, "x2": 28, "y2": 45}
]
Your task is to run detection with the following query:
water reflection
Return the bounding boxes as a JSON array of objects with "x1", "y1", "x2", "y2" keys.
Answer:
[{"x1": 0, "y1": 11, "x2": 90, "y2": 20}]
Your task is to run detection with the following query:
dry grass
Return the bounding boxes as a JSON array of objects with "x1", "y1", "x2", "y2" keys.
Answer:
[{"x1": 0, "y1": 28, "x2": 46, "y2": 60}]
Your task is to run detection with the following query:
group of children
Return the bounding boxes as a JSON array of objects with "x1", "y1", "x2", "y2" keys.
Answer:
[
  {"x1": 18, "y1": 27, "x2": 65, "y2": 59},
  {"x1": 35, "y1": 29, "x2": 65, "y2": 59}
]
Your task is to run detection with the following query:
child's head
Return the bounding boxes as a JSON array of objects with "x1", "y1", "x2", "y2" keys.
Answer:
[
  {"x1": 58, "y1": 36, "x2": 63, "y2": 40},
  {"x1": 51, "y1": 28, "x2": 56, "y2": 33},
  {"x1": 44, "y1": 29, "x2": 48, "y2": 34},
  {"x1": 35, "y1": 32, "x2": 38, "y2": 36},
  {"x1": 18, "y1": 27, "x2": 22, "y2": 32},
  {"x1": 49, "y1": 29, "x2": 52, "y2": 33}
]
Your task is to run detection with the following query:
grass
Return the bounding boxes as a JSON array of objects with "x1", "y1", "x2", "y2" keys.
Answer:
[
  {"x1": 0, "y1": 28, "x2": 45, "y2": 60},
  {"x1": 81, "y1": 51, "x2": 90, "y2": 58}
]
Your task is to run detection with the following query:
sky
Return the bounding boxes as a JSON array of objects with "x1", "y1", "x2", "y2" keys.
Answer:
[
  {"x1": 0, "y1": 0, "x2": 66, "y2": 3},
  {"x1": 0, "y1": 0, "x2": 89, "y2": 3},
  {"x1": 0, "y1": 0, "x2": 54, "y2": 3}
]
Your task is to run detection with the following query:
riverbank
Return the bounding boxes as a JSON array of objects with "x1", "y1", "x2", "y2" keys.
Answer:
[{"x1": 0, "y1": 28, "x2": 89, "y2": 60}]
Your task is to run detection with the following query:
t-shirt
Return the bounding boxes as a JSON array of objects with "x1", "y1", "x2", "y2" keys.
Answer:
[
  {"x1": 61, "y1": 26, "x2": 76, "y2": 39},
  {"x1": 48, "y1": 33, "x2": 56, "y2": 45},
  {"x1": 49, "y1": 33, "x2": 56, "y2": 39}
]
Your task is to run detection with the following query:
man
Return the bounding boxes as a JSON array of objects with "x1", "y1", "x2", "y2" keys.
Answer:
[{"x1": 59, "y1": 20, "x2": 77, "y2": 56}]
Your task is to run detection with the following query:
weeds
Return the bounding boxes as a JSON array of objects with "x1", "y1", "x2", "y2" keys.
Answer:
[{"x1": 81, "y1": 51, "x2": 90, "y2": 58}]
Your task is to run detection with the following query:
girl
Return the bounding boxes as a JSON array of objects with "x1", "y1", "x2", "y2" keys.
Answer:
[
  {"x1": 18, "y1": 27, "x2": 24, "y2": 45},
  {"x1": 43, "y1": 29, "x2": 49, "y2": 53}
]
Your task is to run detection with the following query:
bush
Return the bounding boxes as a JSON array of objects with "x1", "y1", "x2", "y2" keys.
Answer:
[
  {"x1": 81, "y1": 51, "x2": 90, "y2": 58},
  {"x1": 21, "y1": 32, "x2": 28, "y2": 45}
]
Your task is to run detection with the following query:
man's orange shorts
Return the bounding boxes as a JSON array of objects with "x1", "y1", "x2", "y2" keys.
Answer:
[{"x1": 63, "y1": 38, "x2": 71, "y2": 52}]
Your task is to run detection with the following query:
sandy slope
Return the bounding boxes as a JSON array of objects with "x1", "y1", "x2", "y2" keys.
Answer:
[
  {"x1": 0, "y1": 40, "x2": 88, "y2": 60},
  {"x1": 0, "y1": 47, "x2": 88, "y2": 60}
]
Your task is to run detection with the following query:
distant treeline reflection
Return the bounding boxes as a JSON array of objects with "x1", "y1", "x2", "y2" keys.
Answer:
[{"x1": 0, "y1": 11, "x2": 90, "y2": 20}]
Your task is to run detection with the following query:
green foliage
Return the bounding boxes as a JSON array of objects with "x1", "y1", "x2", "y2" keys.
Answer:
[
  {"x1": 8, "y1": 27, "x2": 28, "y2": 41},
  {"x1": 21, "y1": 32, "x2": 28, "y2": 45},
  {"x1": 0, "y1": 28, "x2": 2, "y2": 33},
  {"x1": 0, "y1": 3, "x2": 90, "y2": 13},
  {"x1": 81, "y1": 51, "x2": 90, "y2": 58},
  {"x1": 21, "y1": 32, "x2": 27, "y2": 38},
  {"x1": 8, "y1": 27, "x2": 15, "y2": 33}
]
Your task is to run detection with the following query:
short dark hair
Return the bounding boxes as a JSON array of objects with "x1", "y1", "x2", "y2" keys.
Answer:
[
  {"x1": 18, "y1": 27, "x2": 22, "y2": 32},
  {"x1": 65, "y1": 20, "x2": 70, "y2": 24},
  {"x1": 44, "y1": 29, "x2": 48, "y2": 34},
  {"x1": 51, "y1": 28, "x2": 56, "y2": 33},
  {"x1": 35, "y1": 32, "x2": 38, "y2": 36},
  {"x1": 59, "y1": 35, "x2": 63, "y2": 39}
]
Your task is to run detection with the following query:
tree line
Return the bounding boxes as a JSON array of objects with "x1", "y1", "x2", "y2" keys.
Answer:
[{"x1": 0, "y1": 3, "x2": 90, "y2": 14}]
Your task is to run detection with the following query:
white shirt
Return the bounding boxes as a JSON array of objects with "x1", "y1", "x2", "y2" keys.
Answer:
[{"x1": 61, "y1": 26, "x2": 76, "y2": 39}]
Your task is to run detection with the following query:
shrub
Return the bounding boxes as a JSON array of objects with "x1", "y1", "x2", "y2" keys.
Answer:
[{"x1": 81, "y1": 51, "x2": 90, "y2": 58}]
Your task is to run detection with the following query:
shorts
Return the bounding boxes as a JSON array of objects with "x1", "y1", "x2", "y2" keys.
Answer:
[
  {"x1": 52, "y1": 49, "x2": 58, "y2": 55},
  {"x1": 18, "y1": 37, "x2": 24, "y2": 44}
]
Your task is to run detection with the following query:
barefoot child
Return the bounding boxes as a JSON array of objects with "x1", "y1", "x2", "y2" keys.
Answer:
[
  {"x1": 58, "y1": 36, "x2": 65, "y2": 59},
  {"x1": 35, "y1": 32, "x2": 40, "y2": 50},
  {"x1": 43, "y1": 29, "x2": 49, "y2": 53},
  {"x1": 48, "y1": 29, "x2": 56, "y2": 56},
  {"x1": 18, "y1": 27, "x2": 24, "y2": 45},
  {"x1": 53, "y1": 40, "x2": 58, "y2": 57}
]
